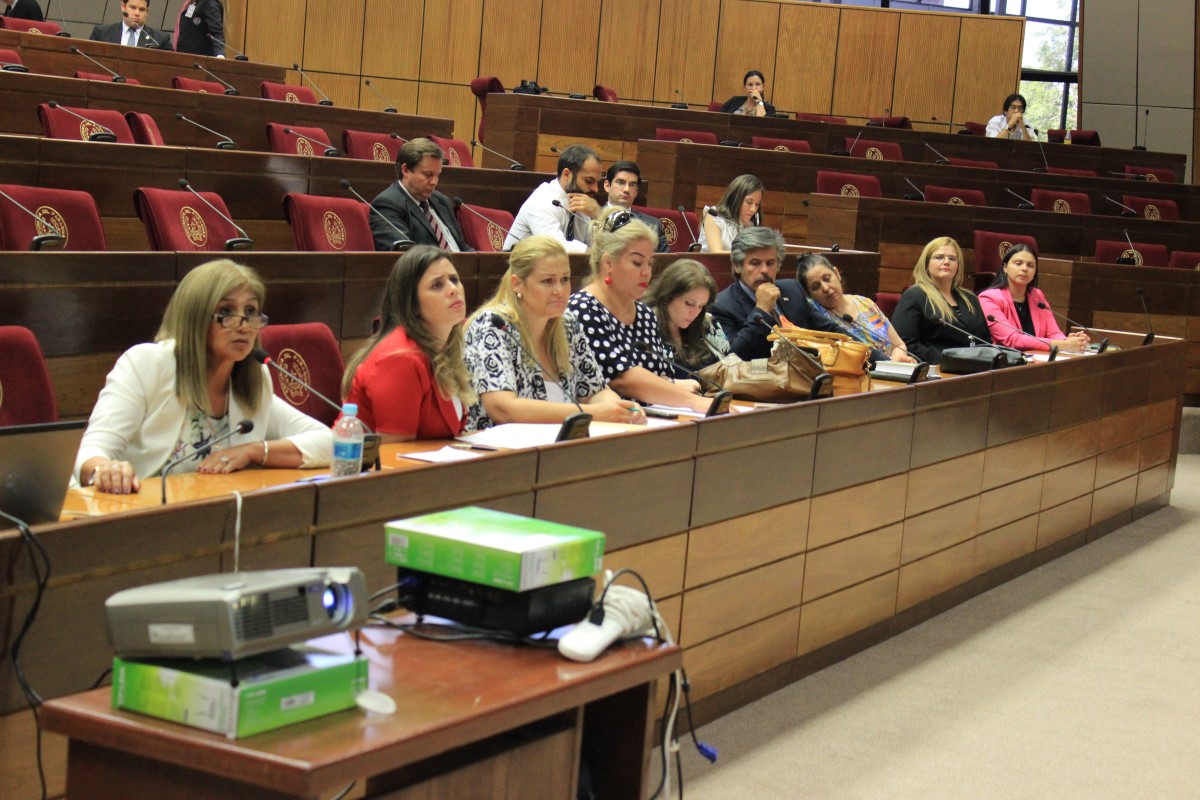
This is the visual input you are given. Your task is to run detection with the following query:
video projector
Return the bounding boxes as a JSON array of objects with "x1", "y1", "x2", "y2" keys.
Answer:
[{"x1": 106, "y1": 567, "x2": 368, "y2": 660}]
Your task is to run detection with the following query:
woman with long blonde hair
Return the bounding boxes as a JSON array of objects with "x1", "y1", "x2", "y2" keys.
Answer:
[{"x1": 892, "y1": 237, "x2": 992, "y2": 364}]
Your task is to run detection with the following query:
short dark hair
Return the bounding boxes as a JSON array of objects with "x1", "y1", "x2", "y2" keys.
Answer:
[
  {"x1": 605, "y1": 160, "x2": 641, "y2": 184},
  {"x1": 743, "y1": 70, "x2": 765, "y2": 86},
  {"x1": 556, "y1": 144, "x2": 599, "y2": 176},
  {"x1": 396, "y1": 137, "x2": 443, "y2": 178},
  {"x1": 987, "y1": 243, "x2": 1040, "y2": 291},
  {"x1": 1003, "y1": 93, "x2": 1027, "y2": 112}
]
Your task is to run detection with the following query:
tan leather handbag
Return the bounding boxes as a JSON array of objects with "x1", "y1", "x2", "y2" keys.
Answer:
[
  {"x1": 696, "y1": 345, "x2": 833, "y2": 403},
  {"x1": 769, "y1": 327, "x2": 872, "y2": 395}
]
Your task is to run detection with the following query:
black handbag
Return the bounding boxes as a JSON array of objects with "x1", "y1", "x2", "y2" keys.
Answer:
[{"x1": 939, "y1": 346, "x2": 1027, "y2": 374}]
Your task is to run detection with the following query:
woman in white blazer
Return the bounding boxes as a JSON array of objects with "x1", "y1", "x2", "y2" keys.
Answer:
[{"x1": 76, "y1": 259, "x2": 331, "y2": 494}]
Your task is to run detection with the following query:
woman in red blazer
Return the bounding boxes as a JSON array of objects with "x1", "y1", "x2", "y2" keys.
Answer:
[
  {"x1": 341, "y1": 246, "x2": 476, "y2": 440},
  {"x1": 978, "y1": 244, "x2": 1090, "y2": 352}
]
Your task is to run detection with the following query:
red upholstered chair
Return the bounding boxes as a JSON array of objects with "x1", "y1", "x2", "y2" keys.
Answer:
[
  {"x1": 454, "y1": 203, "x2": 514, "y2": 253},
  {"x1": 265, "y1": 123, "x2": 337, "y2": 156},
  {"x1": 0, "y1": 184, "x2": 107, "y2": 251},
  {"x1": 959, "y1": 121, "x2": 987, "y2": 136},
  {"x1": 797, "y1": 112, "x2": 847, "y2": 124},
  {"x1": 655, "y1": 128, "x2": 719, "y2": 145},
  {"x1": 261, "y1": 81, "x2": 318, "y2": 104},
  {"x1": 469, "y1": 76, "x2": 504, "y2": 143},
  {"x1": 1121, "y1": 196, "x2": 1179, "y2": 222},
  {"x1": 256, "y1": 323, "x2": 344, "y2": 427},
  {"x1": 0, "y1": 326, "x2": 58, "y2": 426},
  {"x1": 74, "y1": 71, "x2": 141, "y2": 85},
  {"x1": 706, "y1": 101, "x2": 724, "y2": 112},
  {"x1": 0, "y1": 17, "x2": 64, "y2": 34},
  {"x1": 1093, "y1": 240, "x2": 1169, "y2": 267},
  {"x1": 1046, "y1": 166, "x2": 1098, "y2": 178},
  {"x1": 845, "y1": 137, "x2": 904, "y2": 161},
  {"x1": 133, "y1": 187, "x2": 246, "y2": 252},
  {"x1": 126, "y1": 112, "x2": 164, "y2": 146},
  {"x1": 429, "y1": 136, "x2": 474, "y2": 168},
  {"x1": 343, "y1": 130, "x2": 404, "y2": 162},
  {"x1": 1031, "y1": 189, "x2": 1091, "y2": 215},
  {"x1": 973, "y1": 230, "x2": 1038, "y2": 275},
  {"x1": 815, "y1": 171, "x2": 882, "y2": 198},
  {"x1": 946, "y1": 156, "x2": 997, "y2": 169},
  {"x1": 37, "y1": 103, "x2": 136, "y2": 143},
  {"x1": 1124, "y1": 165, "x2": 1175, "y2": 183},
  {"x1": 637, "y1": 206, "x2": 702, "y2": 253},
  {"x1": 0, "y1": 48, "x2": 28, "y2": 71},
  {"x1": 1047, "y1": 129, "x2": 1101, "y2": 145},
  {"x1": 924, "y1": 186, "x2": 987, "y2": 206},
  {"x1": 751, "y1": 136, "x2": 812, "y2": 153},
  {"x1": 867, "y1": 115, "x2": 912, "y2": 129},
  {"x1": 283, "y1": 193, "x2": 375, "y2": 252},
  {"x1": 593, "y1": 84, "x2": 618, "y2": 103},
  {"x1": 172, "y1": 76, "x2": 227, "y2": 94},
  {"x1": 1168, "y1": 251, "x2": 1200, "y2": 270},
  {"x1": 873, "y1": 292, "x2": 901, "y2": 320}
]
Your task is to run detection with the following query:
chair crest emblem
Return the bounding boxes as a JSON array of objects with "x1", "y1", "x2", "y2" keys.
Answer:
[
  {"x1": 179, "y1": 206, "x2": 208, "y2": 247},
  {"x1": 659, "y1": 217, "x2": 679, "y2": 245},
  {"x1": 1145, "y1": 173, "x2": 1159, "y2": 182},
  {"x1": 323, "y1": 211, "x2": 347, "y2": 250},
  {"x1": 446, "y1": 148, "x2": 462, "y2": 167},
  {"x1": 295, "y1": 138, "x2": 314, "y2": 157},
  {"x1": 773, "y1": 145, "x2": 790, "y2": 152},
  {"x1": 35, "y1": 206, "x2": 68, "y2": 246},
  {"x1": 997, "y1": 241, "x2": 1014, "y2": 258},
  {"x1": 275, "y1": 349, "x2": 311, "y2": 405},
  {"x1": 679, "y1": 137, "x2": 694, "y2": 144},
  {"x1": 1122, "y1": 249, "x2": 1143, "y2": 266},
  {"x1": 28, "y1": 28, "x2": 42, "y2": 34},
  {"x1": 198, "y1": 89, "x2": 208, "y2": 94},
  {"x1": 1052, "y1": 199, "x2": 1071, "y2": 213},
  {"x1": 1144, "y1": 204, "x2": 1160, "y2": 220},
  {"x1": 948, "y1": 197, "x2": 965, "y2": 206},
  {"x1": 78, "y1": 119, "x2": 105, "y2": 141},
  {"x1": 372, "y1": 142, "x2": 390, "y2": 161},
  {"x1": 486, "y1": 222, "x2": 506, "y2": 251},
  {"x1": 865, "y1": 147, "x2": 883, "y2": 160},
  {"x1": 285, "y1": 92, "x2": 300, "y2": 103},
  {"x1": 840, "y1": 184, "x2": 860, "y2": 197}
]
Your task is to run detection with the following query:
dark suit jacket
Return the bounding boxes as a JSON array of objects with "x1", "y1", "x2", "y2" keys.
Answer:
[
  {"x1": 631, "y1": 208, "x2": 669, "y2": 254},
  {"x1": 891, "y1": 285, "x2": 992, "y2": 365},
  {"x1": 720, "y1": 95, "x2": 777, "y2": 117},
  {"x1": 173, "y1": 0, "x2": 224, "y2": 57},
  {"x1": 4, "y1": 0, "x2": 43, "y2": 20},
  {"x1": 710, "y1": 278, "x2": 842, "y2": 360},
  {"x1": 90, "y1": 22, "x2": 172, "y2": 49},
  {"x1": 369, "y1": 183, "x2": 473, "y2": 253}
]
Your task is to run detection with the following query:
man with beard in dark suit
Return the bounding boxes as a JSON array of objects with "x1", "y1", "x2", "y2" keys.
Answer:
[{"x1": 369, "y1": 137, "x2": 473, "y2": 253}]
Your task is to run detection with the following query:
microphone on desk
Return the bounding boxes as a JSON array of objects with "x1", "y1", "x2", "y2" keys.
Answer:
[
  {"x1": 282, "y1": 127, "x2": 341, "y2": 157},
  {"x1": 452, "y1": 197, "x2": 515, "y2": 242},
  {"x1": 0, "y1": 187, "x2": 66, "y2": 250},
  {"x1": 985, "y1": 314, "x2": 1055, "y2": 348},
  {"x1": 1108, "y1": 171, "x2": 1148, "y2": 181},
  {"x1": 551, "y1": 198, "x2": 596, "y2": 233},
  {"x1": 755, "y1": 317, "x2": 830, "y2": 377},
  {"x1": 292, "y1": 63, "x2": 334, "y2": 106},
  {"x1": 489, "y1": 314, "x2": 592, "y2": 441},
  {"x1": 46, "y1": 101, "x2": 117, "y2": 142},
  {"x1": 801, "y1": 199, "x2": 840, "y2": 252},
  {"x1": 1, "y1": 59, "x2": 29, "y2": 72},
  {"x1": 1004, "y1": 187, "x2": 1035, "y2": 210},
  {"x1": 53, "y1": 0, "x2": 71, "y2": 35},
  {"x1": 174, "y1": 112, "x2": 236, "y2": 149},
  {"x1": 177, "y1": 178, "x2": 254, "y2": 250},
  {"x1": 1136, "y1": 287, "x2": 1155, "y2": 345},
  {"x1": 901, "y1": 177, "x2": 925, "y2": 201},
  {"x1": 830, "y1": 130, "x2": 861, "y2": 157},
  {"x1": 1133, "y1": 108, "x2": 1150, "y2": 151},
  {"x1": 68, "y1": 46, "x2": 126, "y2": 82},
  {"x1": 922, "y1": 141, "x2": 951, "y2": 165},
  {"x1": 676, "y1": 205, "x2": 702, "y2": 252},
  {"x1": 207, "y1": 34, "x2": 250, "y2": 61},
  {"x1": 363, "y1": 79, "x2": 397, "y2": 113},
  {"x1": 1033, "y1": 137, "x2": 1051, "y2": 173},
  {"x1": 631, "y1": 340, "x2": 732, "y2": 416},
  {"x1": 160, "y1": 420, "x2": 253, "y2": 505},
  {"x1": 1102, "y1": 195, "x2": 1138, "y2": 218},
  {"x1": 191, "y1": 61, "x2": 240, "y2": 95},
  {"x1": 339, "y1": 179, "x2": 414, "y2": 251},
  {"x1": 1036, "y1": 303, "x2": 1109, "y2": 354},
  {"x1": 1115, "y1": 229, "x2": 1140, "y2": 266},
  {"x1": 469, "y1": 139, "x2": 525, "y2": 170}
]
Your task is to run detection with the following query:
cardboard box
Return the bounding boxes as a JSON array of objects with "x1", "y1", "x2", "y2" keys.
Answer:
[
  {"x1": 112, "y1": 645, "x2": 367, "y2": 738},
  {"x1": 384, "y1": 506, "x2": 605, "y2": 592}
]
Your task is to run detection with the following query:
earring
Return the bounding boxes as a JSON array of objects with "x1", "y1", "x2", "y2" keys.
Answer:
[
  {"x1": 516, "y1": 291, "x2": 523, "y2": 300},
  {"x1": 604, "y1": 275, "x2": 613, "y2": 285}
]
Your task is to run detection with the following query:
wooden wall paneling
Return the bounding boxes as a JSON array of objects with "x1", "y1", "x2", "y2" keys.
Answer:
[
  {"x1": 982, "y1": 434, "x2": 1047, "y2": 491},
  {"x1": 301, "y1": 0, "x2": 366, "y2": 76},
  {"x1": 1091, "y1": 474, "x2": 1138, "y2": 524},
  {"x1": 1040, "y1": 457, "x2": 1097, "y2": 509},
  {"x1": 1, "y1": 709, "x2": 67, "y2": 800},
  {"x1": 682, "y1": 609, "x2": 800, "y2": 701},
  {"x1": 802, "y1": 523, "x2": 902, "y2": 604},
  {"x1": 359, "y1": 77, "x2": 420, "y2": 116},
  {"x1": 1037, "y1": 494, "x2": 1091, "y2": 548},
  {"x1": 685, "y1": 499, "x2": 810, "y2": 590},
  {"x1": 1095, "y1": 440, "x2": 1141, "y2": 488},
  {"x1": 905, "y1": 451, "x2": 985, "y2": 518},
  {"x1": 243, "y1": 0, "x2": 308, "y2": 75},
  {"x1": 595, "y1": 0, "x2": 659, "y2": 102},
  {"x1": 773, "y1": 3, "x2": 840, "y2": 115},
  {"x1": 604, "y1": 534, "x2": 688, "y2": 600},
  {"x1": 421, "y1": 0, "x2": 484, "y2": 85},
  {"x1": 417, "y1": 83, "x2": 481, "y2": 143},
  {"x1": 1140, "y1": 430, "x2": 1174, "y2": 471},
  {"x1": 361, "y1": 0, "x2": 425, "y2": 80},
  {"x1": 297, "y1": 72, "x2": 363, "y2": 113},
  {"x1": 798, "y1": 571, "x2": 897, "y2": 656},
  {"x1": 679, "y1": 555, "x2": 805, "y2": 647},
  {"x1": 978, "y1": 475, "x2": 1043, "y2": 534},
  {"x1": 896, "y1": 537, "x2": 976, "y2": 611},
  {"x1": 953, "y1": 16, "x2": 1024, "y2": 128},
  {"x1": 479, "y1": 0, "x2": 542, "y2": 89},
  {"x1": 537, "y1": 0, "x2": 602, "y2": 96},
  {"x1": 831, "y1": 8, "x2": 900, "y2": 120},
  {"x1": 712, "y1": 0, "x2": 780, "y2": 102},
  {"x1": 1044, "y1": 421, "x2": 1100, "y2": 471},
  {"x1": 653, "y1": 0, "x2": 720, "y2": 105},
  {"x1": 900, "y1": 496, "x2": 980, "y2": 565},
  {"x1": 974, "y1": 514, "x2": 1039, "y2": 575},
  {"x1": 1136, "y1": 462, "x2": 1171, "y2": 506},
  {"x1": 891, "y1": 12, "x2": 958, "y2": 126},
  {"x1": 807, "y1": 473, "x2": 908, "y2": 550}
]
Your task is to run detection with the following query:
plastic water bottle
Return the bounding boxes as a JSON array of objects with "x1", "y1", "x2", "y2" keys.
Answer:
[
  {"x1": 331, "y1": 403, "x2": 364, "y2": 477},
  {"x1": 1064, "y1": 129, "x2": 1072, "y2": 145}
]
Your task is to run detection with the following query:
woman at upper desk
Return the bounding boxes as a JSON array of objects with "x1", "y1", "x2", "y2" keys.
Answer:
[
  {"x1": 796, "y1": 253, "x2": 916, "y2": 364},
  {"x1": 341, "y1": 246, "x2": 476, "y2": 442},
  {"x1": 986, "y1": 92, "x2": 1033, "y2": 140},
  {"x1": 701, "y1": 174, "x2": 763, "y2": 253},
  {"x1": 978, "y1": 244, "x2": 1090, "y2": 353},
  {"x1": 567, "y1": 210, "x2": 714, "y2": 414},
  {"x1": 462, "y1": 234, "x2": 646, "y2": 431},
  {"x1": 75, "y1": 259, "x2": 330, "y2": 494},
  {"x1": 719, "y1": 70, "x2": 775, "y2": 118},
  {"x1": 891, "y1": 237, "x2": 992, "y2": 365},
  {"x1": 643, "y1": 259, "x2": 729, "y2": 378}
]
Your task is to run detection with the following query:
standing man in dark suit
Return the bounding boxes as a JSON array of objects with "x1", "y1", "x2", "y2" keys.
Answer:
[
  {"x1": 369, "y1": 138, "x2": 473, "y2": 253},
  {"x1": 710, "y1": 227, "x2": 842, "y2": 360},
  {"x1": 90, "y1": 0, "x2": 172, "y2": 49},
  {"x1": 602, "y1": 161, "x2": 669, "y2": 253},
  {"x1": 3, "y1": 0, "x2": 44, "y2": 21},
  {"x1": 172, "y1": 0, "x2": 225, "y2": 57}
]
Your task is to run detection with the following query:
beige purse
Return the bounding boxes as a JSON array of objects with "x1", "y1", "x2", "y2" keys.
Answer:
[
  {"x1": 769, "y1": 327, "x2": 872, "y2": 396},
  {"x1": 697, "y1": 345, "x2": 832, "y2": 403}
]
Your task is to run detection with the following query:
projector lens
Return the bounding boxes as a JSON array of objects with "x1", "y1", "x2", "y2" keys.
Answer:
[{"x1": 320, "y1": 582, "x2": 351, "y2": 623}]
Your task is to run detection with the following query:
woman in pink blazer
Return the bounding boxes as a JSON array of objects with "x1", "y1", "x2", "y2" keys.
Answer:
[{"x1": 978, "y1": 244, "x2": 1090, "y2": 352}]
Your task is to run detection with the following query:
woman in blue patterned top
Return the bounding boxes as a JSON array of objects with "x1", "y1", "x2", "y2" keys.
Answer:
[{"x1": 796, "y1": 253, "x2": 916, "y2": 363}]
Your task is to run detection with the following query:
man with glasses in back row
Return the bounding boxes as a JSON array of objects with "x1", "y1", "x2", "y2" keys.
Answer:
[
  {"x1": 601, "y1": 161, "x2": 669, "y2": 253},
  {"x1": 987, "y1": 93, "x2": 1034, "y2": 140}
]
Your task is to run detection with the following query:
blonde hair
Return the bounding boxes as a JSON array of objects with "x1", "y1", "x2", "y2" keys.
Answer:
[
  {"x1": 155, "y1": 259, "x2": 266, "y2": 416},
  {"x1": 911, "y1": 236, "x2": 976, "y2": 322},
  {"x1": 471, "y1": 235, "x2": 573, "y2": 376},
  {"x1": 588, "y1": 207, "x2": 657, "y2": 281}
]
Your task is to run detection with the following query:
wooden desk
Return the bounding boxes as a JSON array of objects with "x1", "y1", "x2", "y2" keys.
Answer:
[{"x1": 41, "y1": 627, "x2": 680, "y2": 799}]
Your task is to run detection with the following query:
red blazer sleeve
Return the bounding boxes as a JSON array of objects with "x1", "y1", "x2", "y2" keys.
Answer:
[
  {"x1": 363, "y1": 350, "x2": 435, "y2": 437},
  {"x1": 979, "y1": 288, "x2": 1051, "y2": 351}
]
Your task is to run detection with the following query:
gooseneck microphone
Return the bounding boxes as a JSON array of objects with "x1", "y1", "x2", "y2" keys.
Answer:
[
  {"x1": 1133, "y1": 108, "x2": 1150, "y2": 151},
  {"x1": 1115, "y1": 230, "x2": 1139, "y2": 265},
  {"x1": 1136, "y1": 287, "x2": 1155, "y2": 345},
  {"x1": 177, "y1": 178, "x2": 254, "y2": 250},
  {"x1": 677, "y1": 205, "x2": 701, "y2": 252},
  {"x1": 1036, "y1": 303, "x2": 1109, "y2": 354},
  {"x1": 69, "y1": 46, "x2": 125, "y2": 82},
  {"x1": 632, "y1": 339, "x2": 722, "y2": 392},
  {"x1": 174, "y1": 113, "x2": 236, "y2": 149},
  {"x1": 46, "y1": 101, "x2": 117, "y2": 142},
  {"x1": 831, "y1": 131, "x2": 861, "y2": 157},
  {"x1": 207, "y1": 34, "x2": 250, "y2": 61},
  {"x1": 1102, "y1": 195, "x2": 1138, "y2": 217},
  {"x1": 363, "y1": 79, "x2": 397, "y2": 113},
  {"x1": 452, "y1": 197, "x2": 515, "y2": 242},
  {"x1": 551, "y1": 198, "x2": 596, "y2": 231},
  {"x1": 0, "y1": 187, "x2": 66, "y2": 250},
  {"x1": 469, "y1": 139, "x2": 525, "y2": 170},
  {"x1": 801, "y1": 199, "x2": 840, "y2": 252},
  {"x1": 1034, "y1": 137, "x2": 1051, "y2": 173},
  {"x1": 53, "y1": 0, "x2": 71, "y2": 36},
  {"x1": 292, "y1": 63, "x2": 334, "y2": 106},
  {"x1": 339, "y1": 179, "x2": 414, "y2": 251},
  {"x1": 923, "y1": 141, "x2": 951, "y2": 165},
  {"x1": 902, "y1": 177, "x2": 925, "y2": 201},
  {"x1": 160, "y1": 420, "x2": 253, "y2": 505},
  {"x1": 488, "y1": 314, "x2": 592, "y2": 441},
  {"x1": 986, "y1": 314, "x2": 1052, "y2": 346},
  {"x1": 191, "y1": 61, "x2": 239, "y2": 95},
  {"x1": 1004, "y1": 187, "x2": 1035, "y2": 210},
  {"x1": 283, "y1": 128, "x2": 340, "y2": 157}
]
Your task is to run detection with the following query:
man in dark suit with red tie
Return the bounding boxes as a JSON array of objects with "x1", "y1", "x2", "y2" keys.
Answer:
[
  {"x1": 3, "y1": 0, "x2": 44, "y2": 21},
  {"x1": 369, "y1": 138, "x2": 473, "y2": 253},
  {"x1": 90, "y1": 0, "x2": 172, "y2": 49}
]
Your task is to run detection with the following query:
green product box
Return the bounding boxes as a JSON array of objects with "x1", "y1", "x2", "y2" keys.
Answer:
[
  {"x1": 111, "y1": 644, "x2": 367, "y2": 739},
  {"x1": 384, "y1": 506, "x2": 605, "y2": 591}
]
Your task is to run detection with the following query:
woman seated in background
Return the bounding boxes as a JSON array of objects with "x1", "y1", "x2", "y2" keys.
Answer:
[
  {"x1": 701, "y1": 174, "x2": 763, "y2": 253},
  {"x1": 892, "y1": 237, "x2": 992, "y2": 365},
  {"x1": 75, "y1": 259, "x2": 330, "y2": 494},
  {"x1": 341, "y1": 246, "x2": 476, "y2": 441},
  {"x1": 978, "y1": 244, "x2": 1090, "y2": 353},
  {"x1": 643, "y1": 259, "x2": 729, "y2": 377},
  {"x1": 568, "y1": 210, "x2": 715, "y2": 413},
  {"x1": 719, "y1": 70, "x2": 775, "y2": 117},
  {"x1": 463, "y1": 235, "x2": 645, "y2": 430},
  {"x1": 796, "y1": 253, "x2": 916, "y2": 363}
]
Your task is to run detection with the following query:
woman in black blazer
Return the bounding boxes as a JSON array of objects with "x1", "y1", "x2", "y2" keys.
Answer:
[{"x1": 892, "y1": 236, "x2": 992, "y2": 365}]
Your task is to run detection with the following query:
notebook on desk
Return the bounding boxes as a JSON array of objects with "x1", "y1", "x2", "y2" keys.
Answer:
[{"x1": 0, "y1": 420, "x2": 86, "y2": 525}]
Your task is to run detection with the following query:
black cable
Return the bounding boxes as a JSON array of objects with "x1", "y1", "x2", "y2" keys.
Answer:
[
  {"x1": 329, "y1": 780, "x2": 356, "y2": 800},
  {"x1": 593, "y1": 567, "x2": 663, "y2": 643},
  {"x1": 90, "y1": 667, "x2": 113, "y2": 690},
  {"x1": 367, "y1": 614, "x2": 561, "y2": 648}
]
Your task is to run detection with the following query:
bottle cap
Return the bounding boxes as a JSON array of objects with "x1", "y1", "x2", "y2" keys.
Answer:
[{"x1": 342, "y1": 403, "x2": 358, "y2": 415}]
